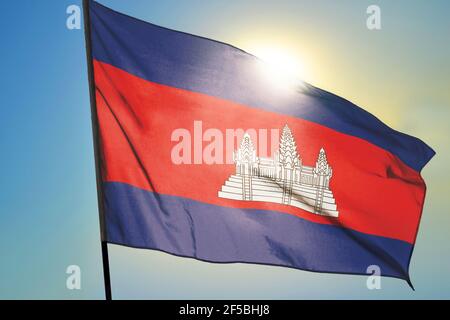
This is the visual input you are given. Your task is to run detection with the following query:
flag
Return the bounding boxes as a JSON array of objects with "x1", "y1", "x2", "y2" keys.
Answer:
[{"x1": 87, "y1": 1, "x2": 435, "y2": 286}]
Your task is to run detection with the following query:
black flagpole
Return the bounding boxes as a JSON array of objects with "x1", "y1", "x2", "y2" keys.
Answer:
[{"x1": 83, "y1": 0, "x2": 113, "y2": 300}]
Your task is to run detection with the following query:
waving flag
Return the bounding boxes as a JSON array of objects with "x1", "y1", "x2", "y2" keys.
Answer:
[{"x1": 86, "y1": 0, "x2": 434, "y2": 287}]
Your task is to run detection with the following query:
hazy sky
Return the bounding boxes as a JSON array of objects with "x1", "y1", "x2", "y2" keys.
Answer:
[{"x1": 0, "y1": 0, "x2": 449, "y2": 299}]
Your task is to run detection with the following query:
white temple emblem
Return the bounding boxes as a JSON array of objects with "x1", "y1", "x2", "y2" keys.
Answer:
[{"x1": 218, "y1": 125, "x2": 339, "y2": 217}]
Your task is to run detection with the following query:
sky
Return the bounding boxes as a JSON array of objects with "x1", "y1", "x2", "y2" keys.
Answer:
[{"x1": 0, "y1": 0, "x2": 449, "y2": 299}]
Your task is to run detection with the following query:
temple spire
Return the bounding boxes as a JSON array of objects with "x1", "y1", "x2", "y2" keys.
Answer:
[
  {"x1": 234, "y1": 133, "x2": 257, "y2": 165},
  {"x1": 278, "y1": 124, "x2": 300, "y2": 168},
  {"x1": 240, "y1": 133, "x2": 255, "y2": 159},
  {"x1": 315, "y1": 148, "x2": 331, "y2": 175}
]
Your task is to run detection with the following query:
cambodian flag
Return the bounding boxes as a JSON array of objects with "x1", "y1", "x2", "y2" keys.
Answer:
[{"x1": 86, "y1": 1, "x2": 434, "y2": 286}]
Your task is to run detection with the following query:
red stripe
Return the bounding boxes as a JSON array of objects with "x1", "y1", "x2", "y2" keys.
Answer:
[{"x1": 94, "y1": 60, "x2": 426, "y2": 244}]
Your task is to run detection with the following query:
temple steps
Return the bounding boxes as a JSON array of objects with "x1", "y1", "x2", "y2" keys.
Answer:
[
  {"x1": 223, "y1": 175, "x2": 336, "y2": 204},
  {"x1": 218, "y1": 174, "x2": 339, "y2": 216}
]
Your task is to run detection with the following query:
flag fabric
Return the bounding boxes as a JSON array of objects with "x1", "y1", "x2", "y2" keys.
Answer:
[{"x1": 87, "y1": 1, "x2": 434, "y2": 285}]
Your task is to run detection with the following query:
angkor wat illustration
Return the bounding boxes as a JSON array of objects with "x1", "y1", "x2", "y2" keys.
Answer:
[{"x1": 218, "y1": 125, "x2": 339, "y2": 217}]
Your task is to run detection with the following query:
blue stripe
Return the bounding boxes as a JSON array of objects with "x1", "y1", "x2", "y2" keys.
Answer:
[
  {"x1": 89, "y1": 1, "x2": 434, "y2": 172},
  {"x1": 104, "y1": 182, "x2": 413, "y2": 281}
]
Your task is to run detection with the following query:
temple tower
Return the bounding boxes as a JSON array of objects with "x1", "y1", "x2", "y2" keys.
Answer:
[
  {"x1": 234, "y1": 133, "x2": 257, "y2": 175},
  {"x1": 313, "y1": 148, "x2": 332, "y2": 188},
  {"x1": 277, "y1": 125, "x2": 302, "y2": 204},
  {"x1": 234, "y1": 133, "x2": 256, "y2": 200},
  {"x1": 277, "y1": 125, "x2": 301, "y2": 182},
  {"x1": 313, "y1": 148, "x2": 332, "y2": 214}
]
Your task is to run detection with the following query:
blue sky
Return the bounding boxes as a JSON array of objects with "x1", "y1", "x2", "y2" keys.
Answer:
[{"x1": 0, "y1": 0, "x2": 449, "y2": 299}]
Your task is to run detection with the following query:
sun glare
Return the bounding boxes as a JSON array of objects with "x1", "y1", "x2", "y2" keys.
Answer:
[
  {"x1": 251, "y1": 46, "x2": 307, "y2": 89},
  {"x1": 256, "y1": 47, "x2": 304, "y2": 77}
]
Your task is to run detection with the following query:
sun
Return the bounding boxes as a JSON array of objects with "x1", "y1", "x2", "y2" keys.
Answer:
[
  {"x1": 254, "y1": 47, "x2": 305, "y2": 78},
  {"x1": 250, "y1": 45, "x2": 307, "y2": 89}
]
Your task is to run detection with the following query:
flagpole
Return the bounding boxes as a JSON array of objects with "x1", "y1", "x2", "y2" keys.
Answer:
[{"x1": 83, "y1": 0, "x2": 113, "y2": 301}]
